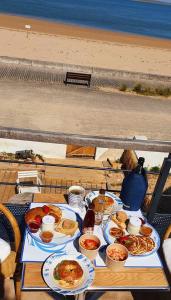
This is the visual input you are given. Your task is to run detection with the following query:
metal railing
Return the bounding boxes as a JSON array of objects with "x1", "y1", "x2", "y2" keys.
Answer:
[
  {"x1": 0, "y1": 126, "x2": 171, "y2": 236},
  {"x1": 0, "y1": 149, "x2": 170, "y2": 201}
]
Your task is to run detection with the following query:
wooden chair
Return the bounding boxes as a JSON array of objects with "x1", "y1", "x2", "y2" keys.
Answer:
[
  {"x1": 0, "y1": 203, "x2": 21, "y2": 300},
  {"x1": 16, "y1": 170, "x2": 42, "y2": 194}
]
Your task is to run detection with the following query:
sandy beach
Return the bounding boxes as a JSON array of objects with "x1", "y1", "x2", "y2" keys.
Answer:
[{"x1": 0, "y1": 14, "x2": 171, "y2": 76}]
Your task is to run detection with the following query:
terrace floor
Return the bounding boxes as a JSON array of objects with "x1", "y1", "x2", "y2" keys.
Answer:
[{"x1": 0, "y1": 157, "x2": 110, "y2": 203}]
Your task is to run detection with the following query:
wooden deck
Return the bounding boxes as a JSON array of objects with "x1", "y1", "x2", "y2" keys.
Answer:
[
  {"x1": 0, "y1": 158, "x2": 108, "y2": 203},
  {"x1": 0, "y1": 169, "x2": 16, "y2": 202}
]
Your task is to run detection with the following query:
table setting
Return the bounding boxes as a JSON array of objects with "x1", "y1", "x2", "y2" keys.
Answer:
[{"x1": 21, "y1": 186, "x2": 163, "y2": 296}]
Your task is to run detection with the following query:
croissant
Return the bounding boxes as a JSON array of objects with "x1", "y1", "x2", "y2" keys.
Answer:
[
  {"x1": 25, "y1": 205, "x2": 62, "y2": 225},
  {"x1": 111, "y1": 214, "x2": 126, "y2": 230}
]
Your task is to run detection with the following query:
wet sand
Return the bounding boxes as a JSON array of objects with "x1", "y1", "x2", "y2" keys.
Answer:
[{"x1": 0, "y1": 14, "x2": 171, "y2": 75}]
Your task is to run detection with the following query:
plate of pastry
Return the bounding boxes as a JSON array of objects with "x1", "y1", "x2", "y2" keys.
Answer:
[
  {"x1": 25, "y1": 204, "x2": 81, "y2": 247},
  {"x1": 103, "y1": 211, "x2": 160, "y2": 257},
  {"x1": 42, "y1": 253, "x2": 95, "y2": 295},
  {"x1": 85, "y1": 190, "x2": 123, "y2": 215}
]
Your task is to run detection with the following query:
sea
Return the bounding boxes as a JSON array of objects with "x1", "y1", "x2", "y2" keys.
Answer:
[{"x1": 0, "y1": 0, "x2": 171, "y2": 39}]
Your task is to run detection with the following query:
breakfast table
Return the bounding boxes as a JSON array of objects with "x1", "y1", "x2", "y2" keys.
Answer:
[{"x1": 20, "y1": 193, "x2": 169, "y2": 299}]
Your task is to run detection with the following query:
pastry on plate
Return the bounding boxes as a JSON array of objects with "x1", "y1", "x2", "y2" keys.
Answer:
[
  {"x1": 92, "y1": 195, "x2": 114, "y2": 214},
  {"x1": 109, "y1": 227, "x2": 124, "y2": 238},
  {"x1": 111, "y1": 214, "x2": 126, "y2": 230},
  {"x1": 116, "y1": 211, "x2": 128, "y2": 223},
  {"x1": 55, "y1": 219, "x2": 78, "y2": 236},
  {"x1": 25, "y1": 205, "x2": 62, "y2": 225},
  {"x1": 53, "y1": 260, "x2": 84, "y2": 289}
]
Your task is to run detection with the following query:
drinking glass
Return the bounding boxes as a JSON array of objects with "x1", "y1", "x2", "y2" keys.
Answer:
[
  {"x1": 68, "y1": 185, "x2": 85, "y2": 211},
  {"x1": 95, "y1": 211, "x2": 104, "y2": 225},
  {"x1": 101, "y1": 204, "x2": 120, "y2": 229},
  {"x1": 101, "y1": 214, "x2": 110, "y2": 229}
]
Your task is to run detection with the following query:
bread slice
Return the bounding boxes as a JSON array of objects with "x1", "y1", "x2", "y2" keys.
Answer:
[{"x1": 55, "y1": 219, "x2": 78, "y2": 236}]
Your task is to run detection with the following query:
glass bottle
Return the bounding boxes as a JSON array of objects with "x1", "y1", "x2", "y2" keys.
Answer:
[
  {"x1": 94, "y1": 189, "x2": 105, "y2": 225},
  {"x1": 82, "y1": 203, "x2": 95, "y2": 234},
  {"x1": 98, "y1": 189, "x2": 105, "y2": 208},
  {"x1": 120, "y1": 157, "x2": 148, "y2": 211}
]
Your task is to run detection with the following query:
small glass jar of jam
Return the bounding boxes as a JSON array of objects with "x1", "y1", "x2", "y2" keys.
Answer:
[
  {"x1": 28, "y1": 221, "x2": 41, "y2": 233},
  {"x1": 40, "y1": 231, "x2": 53, "y2": 243}
]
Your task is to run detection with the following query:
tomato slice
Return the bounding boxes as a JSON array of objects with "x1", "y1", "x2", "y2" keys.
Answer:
[
  {"x1": 42, "y1": 205, "x2": 50, "y2": 214},
  {"x1": 84, "y1": 239, "x2": 98, "y2": 250},
  {"x1": 117, "y1": 236, "x2": 129, "y2": 244},
  {"x1": 34, "y1": 215, "x2": 42, "y2": 224}
]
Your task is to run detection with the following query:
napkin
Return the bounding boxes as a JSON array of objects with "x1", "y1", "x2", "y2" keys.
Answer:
[{"x1": 21, "y1": 230, "x2": 79, "y2": 262}]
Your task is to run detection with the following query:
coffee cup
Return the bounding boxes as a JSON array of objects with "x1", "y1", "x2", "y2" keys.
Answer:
[{"x1": 68, "y1": 185, "x2": 85, "y2": 208}]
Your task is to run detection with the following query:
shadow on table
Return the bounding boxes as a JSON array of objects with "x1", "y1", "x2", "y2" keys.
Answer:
[
  {"x1": 98, "y1": 245, "x2": 107, "y2": 264},
  {"x1": 132, "y1": 291, "x2": 171, "y2": 300},
  {"x1": 50, "y1": 292, "x2": 75, "y2": 300}
]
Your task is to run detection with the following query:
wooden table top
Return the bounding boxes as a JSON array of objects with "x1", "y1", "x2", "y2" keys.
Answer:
[
  {"x1": 22, "y1": 263, "x2": 169, "y2": 291},
  {"x1": 33, "y1": 193, "x2": 67, "y2": 203},
  {"x1": 22, "y1": 193, "x2": 169, "y2": 291}
]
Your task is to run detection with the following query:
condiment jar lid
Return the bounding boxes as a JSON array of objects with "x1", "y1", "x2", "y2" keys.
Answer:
[
  {"x1": 129, "y1": 216, "x2": 141, "y2": 227},
  {"x1": 42, "y1": 215, "x2": 55, "y2": 224}
]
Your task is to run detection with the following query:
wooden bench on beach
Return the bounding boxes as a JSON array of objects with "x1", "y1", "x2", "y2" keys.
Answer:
[{"x1": 64, "y1": 72, "x2": 91, "y2": 87}]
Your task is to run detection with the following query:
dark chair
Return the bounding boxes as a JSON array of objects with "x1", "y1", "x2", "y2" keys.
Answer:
[
  {"x1": 150, "y1": 213, "x2": 171, "y2": 239},
  {"x1": 64, "y1": 72, "x2": 91, "y2": 87}
]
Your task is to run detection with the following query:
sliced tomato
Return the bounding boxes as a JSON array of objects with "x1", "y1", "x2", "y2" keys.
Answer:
[
  {"x1": 42, "y1": 205, "x2": 50, "y2": 214},
  {"x1": 34, "y1": 215, "x2": 42, "y2": 224},
  {"x1": 84, "y1": 239, "x2": 99, "y2": 250},
  {"x1": 117, "y1": 236, "x2": 129, "y2": 244}
]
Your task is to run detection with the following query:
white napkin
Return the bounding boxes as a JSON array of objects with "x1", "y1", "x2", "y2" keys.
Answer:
[
  {"x1": 21, "y1": 231, "x2": 79, "y2": 262},
  {"x1": 163, "y1": 239, "x2": 171, "y2": 272},
  {"x1": 0, "y1": 238, "x2": 11, "y2": 262}
]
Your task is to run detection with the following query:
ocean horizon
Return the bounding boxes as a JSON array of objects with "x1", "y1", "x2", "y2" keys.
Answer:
[{"x1": 0, "y1": 0, "x2": 171, "y2": 40}]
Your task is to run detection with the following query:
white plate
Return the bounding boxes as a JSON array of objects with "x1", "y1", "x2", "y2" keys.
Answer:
[
  {"x1": 27, "y1": 204, "x2": 81, "y2": 247},
  {"x1": 104, "y1": 220, "x2": 160, "y2": 257},
  {"x1": 85, "y1": 191, "x2": 123, "y2": 214},
  {"x1": 42, "y1": 253, "x2": 95, "y2": 295}
]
